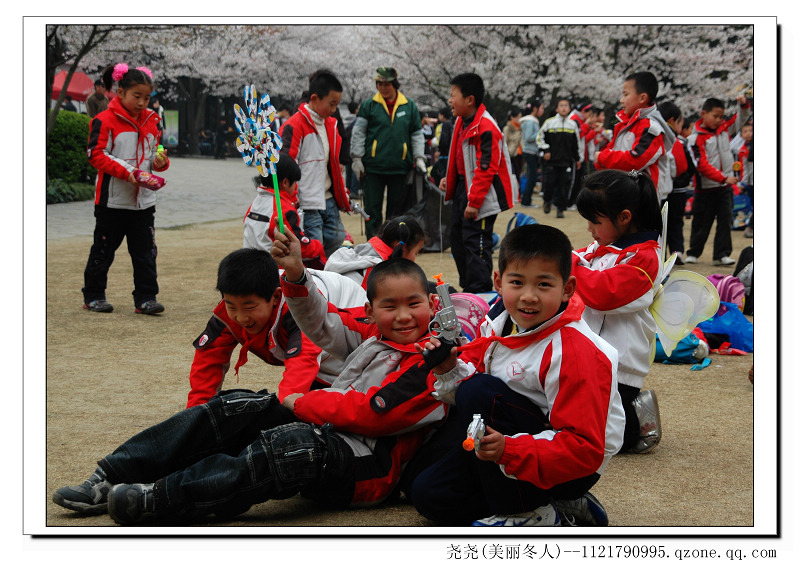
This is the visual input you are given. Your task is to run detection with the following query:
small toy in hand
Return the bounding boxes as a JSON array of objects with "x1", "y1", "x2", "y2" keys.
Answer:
[{"x1": 134, "y1": 169, "x2": 166, "y2": 190}]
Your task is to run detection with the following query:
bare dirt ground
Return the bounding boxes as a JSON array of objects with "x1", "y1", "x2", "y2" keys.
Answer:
[{"x1": 44, "y1": 199, "x2": 755, "y2": 532}]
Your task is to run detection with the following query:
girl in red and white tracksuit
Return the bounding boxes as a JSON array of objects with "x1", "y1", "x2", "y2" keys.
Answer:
[
  {"x1": 572, "y1": 169, "x2": 664, "y2": 453},
  {"x1": 83, "y1": 63, "x2": 169, "y2": 314}
]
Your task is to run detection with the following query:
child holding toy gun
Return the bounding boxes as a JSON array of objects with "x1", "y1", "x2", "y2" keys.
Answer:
[
  {"x1": 411, "y1": 224, "x2": 625, "y2": 527},
  {"x1": 82, "y1": 63, "x2": 169, "y2": 315}
]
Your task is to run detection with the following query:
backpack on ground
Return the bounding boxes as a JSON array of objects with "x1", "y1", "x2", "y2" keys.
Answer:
[{"x1": 707, "y1": 274, "x2": 746, "y2": 312}]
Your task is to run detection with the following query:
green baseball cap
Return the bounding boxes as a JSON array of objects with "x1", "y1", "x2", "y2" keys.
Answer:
[{"x1": 374, "y1": 67, "x2": 398, "y2": 82}]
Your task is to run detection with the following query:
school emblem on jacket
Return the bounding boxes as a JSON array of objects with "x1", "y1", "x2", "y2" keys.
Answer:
[
  {"x1": 198, "y1": 334, "x2": 209, "y2": 347},
  {"x1": 373, "y1": 396, "x2": 387, "y2": 409},
  {"x1": 506, "y1": 361, "x2": 526, "y2": 381},
  {"x1": 383, "y1": 351, "x2": 403, "y2": 367}
]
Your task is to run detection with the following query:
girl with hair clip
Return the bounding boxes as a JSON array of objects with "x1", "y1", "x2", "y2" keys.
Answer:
[
  {"x1": 324, "y1": 216, "x2": 426, "y2": 289},
  {"x1": 571, "y1": 169, "x2": 664, "y2": 454},
  {"x1": 82, "y1": 63, "x2": 169, "y2": 315}
]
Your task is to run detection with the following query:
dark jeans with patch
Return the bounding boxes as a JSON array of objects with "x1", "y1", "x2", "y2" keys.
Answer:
[
  {"x1": 410, "y1": 374, "x2": 598, "y2": 525},
  {"x1": 99, "y1": 389, "x2": 355, "y2": 520},
  {"x1": 82, "y1": 205, "x2": 159, "y2": 306}
]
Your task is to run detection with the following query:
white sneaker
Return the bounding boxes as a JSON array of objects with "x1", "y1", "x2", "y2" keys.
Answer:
[
  {"x1": 472, "y1": 503, "x2": 561, "y2": 527},
  {"x1": 631, "y1": 389, "x2": 661, "y2": 453},
  {"x1": 684, "y1": 255, "x2": 698, "y2": 264},
  {"x1": 567, "y1": 205, "x2": 578, "y2": 211},
  {"x1": 713, "y1": 256, "x2": 736, "y2": 266}
]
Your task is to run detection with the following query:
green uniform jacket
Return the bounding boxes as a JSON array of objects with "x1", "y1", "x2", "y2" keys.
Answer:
[{"x1": 351, "y1": 91, "x2": 424, "y2": 176}]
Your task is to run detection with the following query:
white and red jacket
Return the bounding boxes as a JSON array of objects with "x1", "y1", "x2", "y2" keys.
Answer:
[
  {"x1": 323, "y1": 236, "x2": 395, "y2": 289},
  {"x1": 281, "y1": 270, "x2": 447, "y2": 505},
  {"x1": 87, "y1": 96, "x2": 168, "y2": 210},
  {"x1": 568, "y1": 109, "x2": 598, "y2": 163},
  {"x1": 444, "y1": 104, "x2": 518, "y2": 220},
  {"x1": 187, "y1": 270, "x2": 367, "y2": 407},
  {"x1": 432, "y1": 294, "x2": 624, "y2": 490},
  {"x1": 688, "y1": 101, "x2": 751, "y2": 192},
  {"x1": 572, "y1": 232, "x2": 662, "y2": 389},
  {"x1": 279, "y1": 104, "x2": 351, "y2": 212},
  {"x1": 595, "y1": 105, "x2": 675, "y2": 201}
]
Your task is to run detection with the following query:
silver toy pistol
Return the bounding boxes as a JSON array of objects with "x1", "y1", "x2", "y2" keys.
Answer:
[
  {"x1": 463, "y1": 414, "x2": 486, "y2": 451},
  {"x1": 422, "y1": 273, "x2": 462, "y2": 369}
]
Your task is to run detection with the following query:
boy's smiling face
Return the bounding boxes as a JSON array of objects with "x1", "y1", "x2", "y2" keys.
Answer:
[
  {"x1": 494, "y1": 257, "x2": 575, "y2": 330},
  {"x1": 365, "y1": 275, "x2": 435, "y2": 344},
  {"x1": 223, "y1": 290, "x2": 281, "y2": 336}
]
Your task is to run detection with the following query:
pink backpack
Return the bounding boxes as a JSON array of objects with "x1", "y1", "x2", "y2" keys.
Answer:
[{"x1": 707, "y1": 274, "x2": 746, "y2": 310}]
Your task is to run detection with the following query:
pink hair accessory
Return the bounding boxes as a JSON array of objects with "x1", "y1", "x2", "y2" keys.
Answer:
[
  {"x1": 136, "y1": 66, "x2": 153, "y2": 79},
  {"x1": 112, "y1": 63, "x2": 129, "y2": 82}
]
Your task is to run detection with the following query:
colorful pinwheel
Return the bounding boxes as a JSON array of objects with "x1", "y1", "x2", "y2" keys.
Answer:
[{"x1": 234, "y1": 85, "x2": 285, "y2": 232}]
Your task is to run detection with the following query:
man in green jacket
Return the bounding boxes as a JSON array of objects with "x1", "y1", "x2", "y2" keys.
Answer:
[{"x1": 350, "y1": 67, "x2": 426, "y2": 238}]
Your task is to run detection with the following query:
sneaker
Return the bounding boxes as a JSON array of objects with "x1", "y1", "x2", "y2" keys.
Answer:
[
  {"x1": 83, "y1": 299, "x2": 114, "y2": 313},
  {"x1": 631, "y1": 389, "x2": 661, "y2": 453},
  {"x1": 108, "y1": 483, "x2": 157, "y2": 525},
  {"x1": 744, "y1": 227, "x2": 754, "y2": 238},
  {"x1": 520, "y1": 202, "x2": 539, "y2": 209},
  {"x1": 543, "y1": 202, "x2": 552, "y2": 214},
  {"x1": 52, "y1": 467, "x2": 111, "y2": 514},
  {"x1": 554, "y1": 492, "x2": 609, "y2": 526},
  {"x1": 472, "y1": 503, "x2": 561, "y2": 527},
  {"x1": 684, "y1": 255, "x2": 698, "y2": 264},
  {"x1": 674, "y1": 252, "x2": 685, "y2": 265},
  {"x1": 135, "y1": 300, "x2": 165, "y2": 315},
  {"x1": 567, "y1": 204, "x2": 578, "y2": 211},
  {"x1": 556, "y1": 210, "x2": 565, "y2": 219},
  {"x1": 713, "y1": 256, "x2": 736, "y2": 266}
]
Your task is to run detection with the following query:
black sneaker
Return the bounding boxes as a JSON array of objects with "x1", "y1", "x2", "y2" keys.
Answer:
[
  {"x1": 108, "y1": 483, "x2": 157, "y2": 525},
  {"x1": 554, "y1": 491, "x2": 609, "y2": 526},
  {"x1": 52, "y1": 467, "x2": 111, "y2": 514},
  {"x1": 135, "y1": 300, "x2": 165, "y2": 315},
  {"x1": 83, "y1": 299, "x2": 114, "y2": 313},
  {"x1": 556, "y1": 210, "x2": 565, "y2": 218},
  {"x1": 543, "y1": 202, "x2": 552, "y2": 214}
]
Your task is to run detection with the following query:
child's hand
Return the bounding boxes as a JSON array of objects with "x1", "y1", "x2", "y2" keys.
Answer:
[
  {"x1": 127, "y1": 172, "x2": 137, "y2": 185},
  {"x1": 282, "y1": 393, "x2": 303, "y2": 412},
  {"x1": 475, "y1": 425, "x2": 506, "y2": 462},
  {"x1": 439, "y1": 178, "x2": 447, "y2": 192},
  {"x1": 415, "y1": 337, "x2": 458, "y2": 375},
  {"x1": 725, "y1": 176, "x2": 738, "y2": 186},
  {"x1": 270, "y1": 227, "x2": 305, "y2": 282},
  {"x1": 736, "y1": 94, "x2": 748, "y2": 105},
  {"x1": 153, "y1": 147, "x2": 168, "y2": 169},
  {"x1": 464, "y1": 205, "x2": 479, "y2": 220},
  {"x1": 544, "y1": 152, "x2": 551, "y2": 161}
]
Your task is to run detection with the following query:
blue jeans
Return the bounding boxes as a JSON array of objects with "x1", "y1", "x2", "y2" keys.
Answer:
[
  {"x1": 521, "y1": 153, "x2": 539, "y2": 205},
  {"x1": 303, "y1": 197, "x2": 346, "y2": 257},
  {"x1": 99, "y1": 389, "x2": 355, "y2": 520},
  {"x1": 410, "y1": 374, "x2": 598, "y2": 525}
]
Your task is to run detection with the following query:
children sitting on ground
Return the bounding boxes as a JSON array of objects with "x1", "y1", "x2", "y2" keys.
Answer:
[
  {"x1": 186, "y1": 248, "x2": 366, "y2": 408},
  {"x1": 594, "y1": 71, "x2": 675, "y2": 203},
  {"x1": 324, "y1": 216, "x2": 426, "y2": 289},
  {"x1": 53, "y1": 237, "x2": 447, "y2": 525},
  {"x1": 440, "y1": 72, "x2": 516, "y2": 293},
  {"x1": 410, "y1": 224, "x2": 624, "y2": 527},
  {"x1": 684, "y1": 95, "x2": 751, "y2": 265},
  {"x1": 659, "y1": 101, "x2": 696, "y2": 265},
  {"x1": 242, "y1": 153, "x2": 327, "y2": 269},
  {"x1": 572, "y1": 169, "x2": 664, "y2": 454}
]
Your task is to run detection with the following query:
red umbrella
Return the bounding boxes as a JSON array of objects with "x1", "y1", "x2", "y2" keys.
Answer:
[{"x1": 51, "y1": 70, "x2": 95, "y2": 102}]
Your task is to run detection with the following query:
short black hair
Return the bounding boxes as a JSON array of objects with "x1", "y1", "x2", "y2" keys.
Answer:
[
  {"x1": 365, "y1": 258, "x2": 429, "y2": 304},
  {"x1": 701, "y1": 97, "x2": 725, "y2": 113},
  {"x1": 577, "y1": 169, "x2": 663, "y2": 235},
  {"x1": 498, "y1": 224, "x2": 573, "y2": 283},
  {"x1": 658, "y1": 101, "x2": 682, "y2": 123},
  {"x1": 438, "y1": 106, "x2": 451, "y2": 119},
  {"x1": 625, "y1": 71, "x2": 659, "y2": 105},
  {"x1": 308, "y1": 69, "x2": 343, "y2": 99},
  {"x1": 216, "y1": 248, "x2": 281, "y2": 301},
  {"x1": 260, "y1": 152, "x2": 301, "y2": 187},
  {"x1": 450, "y1": 73, "x2": 485, "y2": 108}
]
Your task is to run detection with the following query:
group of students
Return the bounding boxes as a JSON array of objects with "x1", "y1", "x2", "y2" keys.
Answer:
[{"x1": 61, "y1": 63, "x2": 746, "y2": 527}]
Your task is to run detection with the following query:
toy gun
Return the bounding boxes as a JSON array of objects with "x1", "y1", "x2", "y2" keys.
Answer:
[
  {"x1": 422, "y1": 273, "x2": 462, "y2": 369},
  {"x1": 350, "y1": 200, "x2": 370, "y2": 221},
  {"x1": 462, "y1": 414, "x2": 485, "y2": 451}
]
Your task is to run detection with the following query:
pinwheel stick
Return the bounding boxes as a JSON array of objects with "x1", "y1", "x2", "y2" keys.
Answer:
[{"x1": 272, "y1": 170, "x2": 285, "y2": 234}]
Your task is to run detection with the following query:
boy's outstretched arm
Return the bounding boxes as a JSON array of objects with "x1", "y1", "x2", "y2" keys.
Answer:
[{"x1": 271, "y1": 227, "x2": 304, "y2": 282}]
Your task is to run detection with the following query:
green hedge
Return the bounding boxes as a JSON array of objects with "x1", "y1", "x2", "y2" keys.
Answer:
[
  {"x1": 46, "y1": 179, "x2": 95, "y2": 204},
  {"x1": 47, "y1": 109, "x2": 97, "y2": 191}
]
